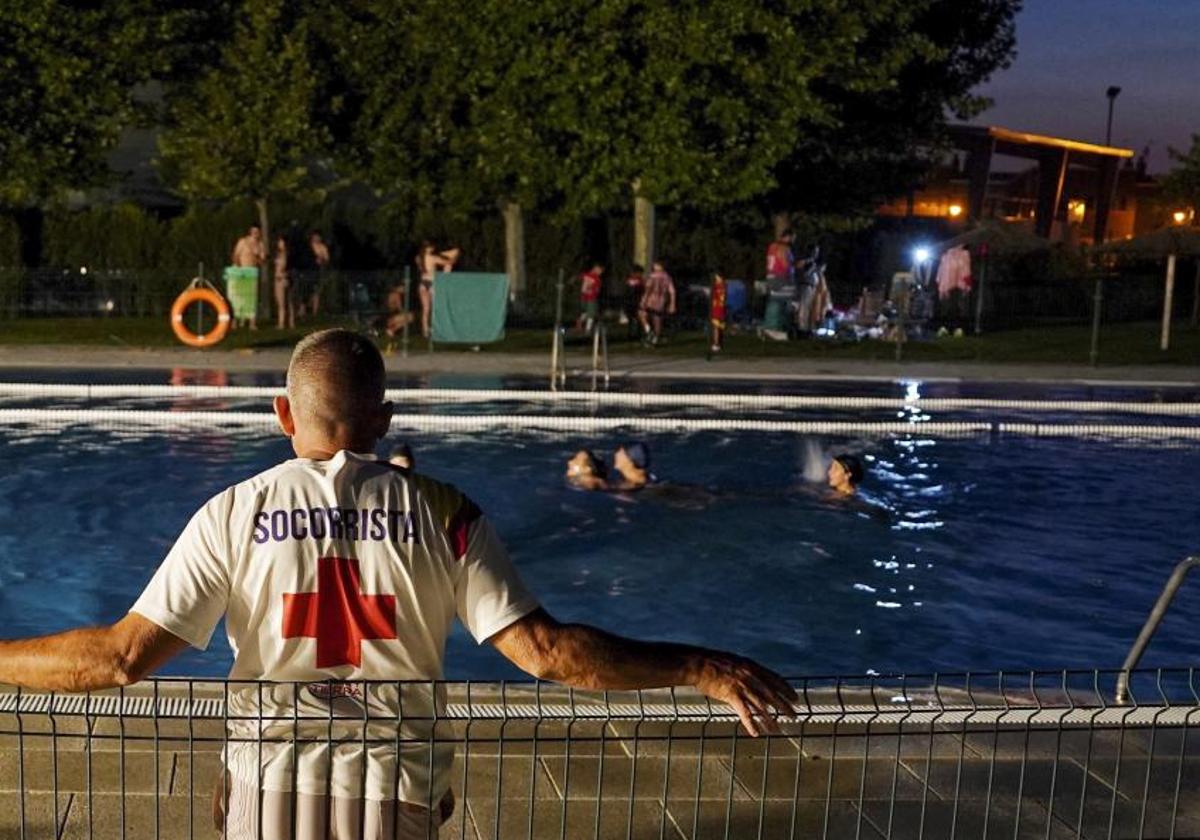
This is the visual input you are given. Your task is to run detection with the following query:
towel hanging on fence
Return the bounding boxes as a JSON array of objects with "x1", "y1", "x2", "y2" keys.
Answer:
[{"x1": 431, "y1": 272, "x2": 509, "y2": 343}]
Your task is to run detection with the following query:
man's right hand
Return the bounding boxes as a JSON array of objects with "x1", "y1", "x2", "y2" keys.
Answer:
[
  {"x1": 688, "y1": 652, "x2": 798, "y2": 737},
  {"x1": 490, "y1": 609, "x2": 798, "y2": 737}
]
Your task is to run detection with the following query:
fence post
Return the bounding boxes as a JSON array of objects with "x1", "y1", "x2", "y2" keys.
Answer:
[
  {"x1": 1161, "y1": 253, "x2": 1176, "y2": 351},
  {"x1": 550, "y1": 269, "x2": 566, "y2": 390},
  {"x1": 973, "y1": 246, "x2": 987, "y2": 335},
  {"x1": 1191, "y1": 259, "x2": 1200, "y2": 328},
  {"x1": 1089, "y1": 274, "x2": 1104, "y2": 366}
]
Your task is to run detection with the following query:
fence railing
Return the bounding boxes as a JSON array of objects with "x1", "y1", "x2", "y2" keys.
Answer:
[
  {"x1": 1, "y1": 670, "x2": 1199, "y2": 839},
  {"x1": 2, "y1": 265, "x2": 1193, "y2": 335}
]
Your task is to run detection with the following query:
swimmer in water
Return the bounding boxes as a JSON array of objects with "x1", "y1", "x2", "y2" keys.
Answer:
[
  {"x1": 389, "y1": 443, "x2": 415, "y2": 470},
  {"x1": 566, "y1": 449, "x2": 609, "y2": 491},
  {"x1": 827, "y1": 453, "x2": 864, "y2": 496},
  {"x1": 612, "y1": 442, "x2": 651, "y2": 490}
]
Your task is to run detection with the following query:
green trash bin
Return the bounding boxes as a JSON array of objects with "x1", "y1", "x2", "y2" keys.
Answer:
[{"x1": 223, "y1": 266, "x2": 259, "y2": 322}]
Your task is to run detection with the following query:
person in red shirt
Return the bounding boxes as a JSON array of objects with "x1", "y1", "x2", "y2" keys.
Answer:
[
  {"x1": 765, "y1": 230, "x2": 795, "y2": 281},
  {"x1": 576, "y1": 262, "x2": 604, "y2": 333},
  {"x1": 709, "y1": 271, "x2": 727, "y2": 354}
]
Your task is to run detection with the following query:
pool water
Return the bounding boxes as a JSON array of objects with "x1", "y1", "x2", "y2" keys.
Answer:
[{"x1": 1, "y1": 408, "x2": 1197, "y2": 681}]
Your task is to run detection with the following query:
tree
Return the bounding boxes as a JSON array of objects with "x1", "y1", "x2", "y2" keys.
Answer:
[
  {"x1": 159, "y1": 0, "x2": 330, "y2": 311},
  {"x1": 342, "y1": 0, "x2": 940, "y2": 289},
  {"x1": 331, "y1": 0, "x2": 569, "y2": 294},
  {"x1": 0, "y1": 2, "x2": 149, "y2": 207},
  {"x1": 767, "y1": 0, "x2": 1021, "y2": 231},
  {"x1": 0, "y1": 2, "x2": 234, "y2": 204},
  {"x1": 1162, "y1": 134, "x2": 1200, "y2": 214}
]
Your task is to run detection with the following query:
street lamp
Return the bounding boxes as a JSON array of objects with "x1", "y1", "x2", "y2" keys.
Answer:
[{"x1": 1105, "y1": 86, "x2": 1122, "y2": 146}]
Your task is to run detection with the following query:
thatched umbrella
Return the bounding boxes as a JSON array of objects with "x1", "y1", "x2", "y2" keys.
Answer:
[
  {"x1": 933, "y1": 223, "x2": 1052, "y2": 334},
  {"x1": 1094, "y1": 226, "x2": 1200, "y2": 349},
  {"x1": 935, "y1": 221, "x2": 1053, "y2": 256}
]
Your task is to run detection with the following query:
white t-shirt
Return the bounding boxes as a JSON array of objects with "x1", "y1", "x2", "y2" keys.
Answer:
[{"x1": 132, "y1": 450, "x2": 539, "y2": 803}]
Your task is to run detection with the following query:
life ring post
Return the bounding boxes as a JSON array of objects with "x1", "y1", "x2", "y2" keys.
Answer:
[{"x1": 171, "y1": 279, "x2": 232, "y2": 348}]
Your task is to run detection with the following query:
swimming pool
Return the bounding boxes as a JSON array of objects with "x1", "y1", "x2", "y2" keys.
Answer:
[{"x1": 0, "y1": 381, "x2": 1197, "y2": 681}]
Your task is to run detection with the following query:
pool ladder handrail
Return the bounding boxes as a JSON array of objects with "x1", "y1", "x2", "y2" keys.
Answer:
[{"x1": 1115, "y1": 555, "x2": 1200, "y2": 705}]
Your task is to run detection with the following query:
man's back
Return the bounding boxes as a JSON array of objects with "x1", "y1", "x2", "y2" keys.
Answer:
[{"x1": 132, "y1": 451, "x2": 537, "y2": 802}]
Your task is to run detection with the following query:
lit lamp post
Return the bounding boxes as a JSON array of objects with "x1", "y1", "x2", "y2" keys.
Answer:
[{"x1": 1105, "y1": 86, "x2": 1122, "y2": 146}]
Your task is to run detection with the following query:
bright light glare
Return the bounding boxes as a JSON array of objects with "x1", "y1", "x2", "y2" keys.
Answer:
[
  {"x1": 912, "y1": 247, "x2": 931, "y2": 264},
  {"x1": 947, "y1": 204, "x2": 963, "y2": 217}
]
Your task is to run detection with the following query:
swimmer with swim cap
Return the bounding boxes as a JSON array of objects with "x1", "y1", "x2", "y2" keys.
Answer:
[
  {"x1": 566, "y1": 449, "x2": 609, "y2": 491},
  {"x1": 613, "y1": 442, "x2": 651, "y2": 490},
  {"x1": 827, "y1": 453, "x2": 865, "y2": 496},
  {"x1": 389, "y1": 443, "x2": 414, "y2": 470}
]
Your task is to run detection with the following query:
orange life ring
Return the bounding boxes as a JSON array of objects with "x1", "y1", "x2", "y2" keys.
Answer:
[{"x1": 171, "y1": 287, "x2": 231, "y2": 348}]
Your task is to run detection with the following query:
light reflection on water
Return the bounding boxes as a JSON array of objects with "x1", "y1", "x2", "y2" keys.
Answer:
[{"x1": 0, "y1": 421, "x2": 1197, "y2": 680}]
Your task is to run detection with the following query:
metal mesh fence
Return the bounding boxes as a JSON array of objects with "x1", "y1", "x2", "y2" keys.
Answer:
[
  {"x1": 1, "y1": 670, "x2": 1199, "y2": 839},
  {"x1": 1, "y1": 263, "x2": 1194, "y2": 334},
  {"x1": 0, "y1": 268, "x2": 401, "y2": 322}
]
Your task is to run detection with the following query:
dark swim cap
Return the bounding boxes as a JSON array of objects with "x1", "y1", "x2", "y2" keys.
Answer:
[
  {"x1": 623, "y1": 442, "x2": 650, "y2": 470},
  {"x1": 834, "y1": 454, "x2": 865, "y2": 485}
]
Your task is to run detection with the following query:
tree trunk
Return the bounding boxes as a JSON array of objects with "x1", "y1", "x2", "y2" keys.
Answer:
[
  {"x1": 632, "y1": 179, "x2": 655, "y2": 270},
  {"x1": 255, "y1": 197, "x2": 271, "y2": 323},
  {"x1": 501, "y1": 200, "x2": 526, "y2": 298}
]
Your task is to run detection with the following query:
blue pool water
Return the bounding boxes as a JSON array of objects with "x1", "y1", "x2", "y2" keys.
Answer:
[{"x1": 0, "y1": 380, "x2": 1198, "y2": 680}]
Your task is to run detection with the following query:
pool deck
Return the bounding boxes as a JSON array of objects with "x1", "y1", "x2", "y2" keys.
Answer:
[{"x1": 0, "y1": 345, "x2": 1197, "y2": 387}]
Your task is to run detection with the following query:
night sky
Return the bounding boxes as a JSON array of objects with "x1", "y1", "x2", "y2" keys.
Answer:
[{"x1": 975, "y1": 0, "x2": 1200, "y2": 172}]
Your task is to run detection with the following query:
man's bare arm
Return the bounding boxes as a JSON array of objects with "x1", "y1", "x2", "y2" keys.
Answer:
[
  {"x1": 0, "y1": 613, "x2": 189, "y2": 692},
  {"x1": 490, "y1": 608, "x2": 796, "y2": 736}
]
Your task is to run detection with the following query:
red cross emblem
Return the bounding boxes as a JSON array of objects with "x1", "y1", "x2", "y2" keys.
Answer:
[{"x1": 282, "y1": 556, "x2": 397, "y2": 668}]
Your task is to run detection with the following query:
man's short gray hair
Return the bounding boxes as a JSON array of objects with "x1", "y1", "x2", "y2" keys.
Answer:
[{"x1": 286, "y1": 329, "x2": 386, "y2": 432}]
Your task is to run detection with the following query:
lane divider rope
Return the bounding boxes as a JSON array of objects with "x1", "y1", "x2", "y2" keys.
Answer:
[
  {"x1": 0, "y1": 383, "x2": 1197, "y2": 415},
  {"x1": 1, "y1": 408, "x2": 1199, "y2": 438}
]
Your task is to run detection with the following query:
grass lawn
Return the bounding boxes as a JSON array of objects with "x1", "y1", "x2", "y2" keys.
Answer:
[{"x1": 0, "y1": 316, "x2": 1197, "y2": 366}]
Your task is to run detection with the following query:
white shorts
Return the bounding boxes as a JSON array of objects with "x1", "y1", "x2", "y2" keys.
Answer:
[{"x1": 216, "y1": 778, "x2": 453, "y2": 840}]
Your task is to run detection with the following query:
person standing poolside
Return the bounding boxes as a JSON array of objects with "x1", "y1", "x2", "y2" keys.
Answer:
[
  {"x1": 709, "y1": 271, "x2": 728, "y2": 353},
  {"x1": 0, "y1": 328, "x2": 795, "y2": 839},
  {"x1": 273, "y1": 234, "x2": 294, "y2": 330},
  {"x1": 576, "y1": 262, "x2": 604, "y2": 334},
  {"x1": 623, "y1": 264, "x2": 646, "y2": 337},
  {"x1": 765, "y1": 229, "x2": 795, "y2": 284},
  {"x1": 231, "y1": 224, "x2": 265, "y2": 330},
  {"x1": 415, "y1": 241, "x2": 459, "y2": 339},
  {"x1": 305, "y1": 230, "x2": 331, "y2": 317},
  {"x1": 638, "y1": 261, "x2": 676, "y2": 346}
]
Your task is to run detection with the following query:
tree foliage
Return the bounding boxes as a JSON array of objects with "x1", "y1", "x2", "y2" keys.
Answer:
[
  {"x1": 158, "y1": 0, "x2": 329, "y2": 206},
  {"x1": 342, "y1": 0, "x2": 1017, "y2": 227},
  {"x1": 0, "y1": 1, "x2": 234, "y2": 207},
  {"x1": 771, "y1": 0, "x2": 1021, "y2": 222},
  {"x1": 0, "y1": 2, "x2": 149, "y2": 205},
  {"x1": 1162, "y1": 134, "x2": 1200, "y2": 211}
]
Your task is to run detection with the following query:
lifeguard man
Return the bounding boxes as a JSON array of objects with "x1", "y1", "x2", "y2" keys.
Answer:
[{"x1": 0, "y1": 328, "x2": 795, "y2": 839}]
